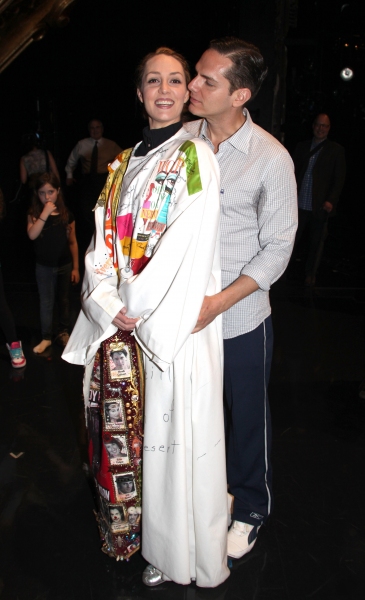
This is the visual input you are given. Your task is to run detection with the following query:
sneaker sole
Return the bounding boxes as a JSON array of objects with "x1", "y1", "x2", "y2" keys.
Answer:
[{"x1": 227, "y1": 537, "x2": 257, "y2": 559}]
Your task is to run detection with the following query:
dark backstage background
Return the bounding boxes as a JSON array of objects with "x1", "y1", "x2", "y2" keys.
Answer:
[{"x1": 0, "y1": 0, "x2": 365, "y2": 599}]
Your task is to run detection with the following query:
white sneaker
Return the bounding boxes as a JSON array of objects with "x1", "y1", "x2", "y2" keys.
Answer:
[{"x1": 227, "y1": 520, "x2": 261, "y2": 559}]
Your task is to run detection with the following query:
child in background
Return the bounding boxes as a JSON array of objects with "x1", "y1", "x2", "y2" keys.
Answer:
[
  {"x1": 0, "y1": 187, "x2": 26, "y2": 368},
  {"x1": 27, "y1": 173, "x2": 80, "y2": 353}
]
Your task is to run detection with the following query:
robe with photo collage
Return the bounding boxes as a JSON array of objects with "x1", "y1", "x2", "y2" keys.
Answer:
[{"x1": 63, "y1": 127, "x2": 230, "y2": 587}]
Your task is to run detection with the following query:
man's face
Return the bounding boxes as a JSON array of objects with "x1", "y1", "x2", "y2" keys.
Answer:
[
  {"x1": 128, "y1": 512, "x2": 138, "y2": 524},
  {"x1": 188, "y1": 50, "x2": 242, "y2": 121},
  {"x1": 89, "y1": 120, "x2": 103, "y2": 140},
  {"x1": 112, "y1": 352, "x2": 126, "y2": 369},
  {"x1": 120, "y1": 480, "x2": 133, "y2": 493},
  {"x1": 312, "y1": 115, "x2": 330, "y2": 142}
]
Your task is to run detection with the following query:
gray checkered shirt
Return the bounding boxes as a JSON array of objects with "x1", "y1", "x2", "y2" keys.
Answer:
[{"x1": 186, "y1": 110, "x2": 298, "y2": 339}]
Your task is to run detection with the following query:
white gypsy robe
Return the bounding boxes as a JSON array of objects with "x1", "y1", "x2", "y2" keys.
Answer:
[{"x1": 63, "y1": 127, "x2": 230, "y2": 587}]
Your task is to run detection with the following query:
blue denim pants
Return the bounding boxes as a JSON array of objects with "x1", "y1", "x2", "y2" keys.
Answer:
[{"x1": 35, "y1": 262, "x2": 71, "y2": 340}]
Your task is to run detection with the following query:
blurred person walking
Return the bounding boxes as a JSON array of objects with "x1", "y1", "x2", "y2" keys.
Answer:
[{"x1": 65, "y1": 120, "x2": 121, "y2": 245}]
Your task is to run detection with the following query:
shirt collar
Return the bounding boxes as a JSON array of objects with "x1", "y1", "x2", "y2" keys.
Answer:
[{"x1": 199, "y1": 108, "x2": 253, "y2": 155}]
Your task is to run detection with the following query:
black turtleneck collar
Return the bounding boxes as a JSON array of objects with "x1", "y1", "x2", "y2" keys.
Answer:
[{"x1": 134, "y1": 121, "x2": 183, "y2": 157}]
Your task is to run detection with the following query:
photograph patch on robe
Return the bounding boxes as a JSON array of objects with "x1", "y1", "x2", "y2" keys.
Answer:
[
  {"x1": 108, "y1": 504, "x2": 129, "y2": 534},
  {"x1": 107, "y1": 341, "x2": 132, "y2": 380},
  {"x1": 104, "y1": 399, "x2": 126, "y2": 431},
  {"x1": 113, "y1": 472, "x2": 137, "y2": 502},
  {"x1": 104, "y1": 433, "x2": 129, "y2": 465},
  {"x1": 127, "y1": 505, "x2": 141, "y2": 530}
]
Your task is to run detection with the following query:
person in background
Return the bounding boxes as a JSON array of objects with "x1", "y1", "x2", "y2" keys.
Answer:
[
  {"x1": 0, "y1": 187, "x2": 26, "y2": 368},
  {"x1": 65, "y1": 120, "x2": 122, "y2": 243},
  {"x1": 27, "y1": 173, "x2": 79, "y2": 354},
  {"x1": 20, "y1": 132, "x2": 59, "y2": 185},
  {"x1": 292, "y1": 113, "x2": 346, "y2": 286}
]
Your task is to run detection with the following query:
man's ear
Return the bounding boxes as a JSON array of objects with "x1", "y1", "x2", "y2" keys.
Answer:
[
  {"x1": 232, "y1": 87, "x2": 251, "y2": 107},
  {"x1": 137, "y1": 89, "x2": 143, "y2": 103}
]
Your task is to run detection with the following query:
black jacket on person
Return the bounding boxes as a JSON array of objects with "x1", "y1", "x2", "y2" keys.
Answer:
[{"x1": 293, "y1": 139, "x2": 346, "y2": 217}]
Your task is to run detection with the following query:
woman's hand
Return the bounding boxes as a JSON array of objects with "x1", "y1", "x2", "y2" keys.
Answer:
[
  {"x1": 112, "y1": 307, "x2": 139, "y2": 331},
  {"x1": 71, "y1": 269, "x2": 80, "y2": 284}
]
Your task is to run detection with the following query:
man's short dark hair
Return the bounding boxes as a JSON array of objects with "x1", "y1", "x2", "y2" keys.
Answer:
[{"x1": 209, "y1": 37, "x2": 268, "y2": 100}]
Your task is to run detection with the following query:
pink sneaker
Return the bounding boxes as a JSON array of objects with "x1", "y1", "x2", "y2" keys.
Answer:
[{"x1": 6, "y1": 341, "x2": 26, "y2": 368}]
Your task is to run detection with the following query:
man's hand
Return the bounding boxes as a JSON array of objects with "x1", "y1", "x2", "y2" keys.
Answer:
[
  {"x1": 192, "y1": 295, "x2": 221, "y2": 333},
  {"x1": 66, "y1": 177, "x2": 76, "y2": 186},
  {"x1": 112, "y1": 307, "x2": 139, "y2": 331},
  {"x1": 192, "y1": 275, "x2": 259, "y2": 334},
  {"x1": 323, "y1": 201, "x2": 333, "y2": 213}
]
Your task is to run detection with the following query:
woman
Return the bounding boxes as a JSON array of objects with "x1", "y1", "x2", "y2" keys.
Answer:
[
  {"x1": 63, "y1": 47, "x2": 229, "y2": 587},
  {"x1": 20, "y1": 133, "x2": 59, "y2": 185}
]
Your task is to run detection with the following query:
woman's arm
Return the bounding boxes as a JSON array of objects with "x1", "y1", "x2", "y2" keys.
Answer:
[
  {"x1": 27, "y1": 201, "x2": 56, "y2": 240},
  {"x1": 20, "y1": 158, "x2": 28, "y2": 184},
  {"x1": 48, "y1": 151, "x2": 60, "y2": 180},
  {"x1": 67, "y1": 220, "x2": 80, "y2": 283}
]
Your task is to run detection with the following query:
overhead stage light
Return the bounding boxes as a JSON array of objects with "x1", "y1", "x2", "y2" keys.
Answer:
[{"x1": 340, "y1": 67, "x2": 354, "y2": 81}]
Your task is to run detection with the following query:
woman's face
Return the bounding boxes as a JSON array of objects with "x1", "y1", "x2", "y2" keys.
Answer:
[
  {"x1": 110, "y1": 508, "x2": 122, "y2": 523},
  {"x1": 108, "y1": 404, "x2": 120, "y2": 421},
  {"x1": 137, "y1": 54, "x2": 189, "y2": 130},
  {"x1": 38, "y1": 183, "x2": 59, "y2": 205},
  {"x1": 105, "y1": 442, "x2": 121, "y2": 457}
]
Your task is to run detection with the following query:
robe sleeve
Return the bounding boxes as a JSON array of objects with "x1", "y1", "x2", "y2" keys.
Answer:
[
  {"x1": 120, "y1": 142, "x2": 221, "y2": 371},
  {"x1": 62, "y1": 203, "x2": 124, "y2": 365}
]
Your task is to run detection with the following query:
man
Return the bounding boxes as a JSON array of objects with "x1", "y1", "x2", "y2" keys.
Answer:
[
  {"x1": 65, "y1": 119, "x2": 122, "y2": 241},
  {"x1": 65, "y1": 120, "x2": 121, "y2": 185},
  {"x1": 185, "y1": 37, "x2": 298, "y2": 559},
  {"x1": 113, "y1": 37, "x2": 297, "y2": 563},
  {"x1": 292, "y1": 114, "x2": 346, "y2": 285}
]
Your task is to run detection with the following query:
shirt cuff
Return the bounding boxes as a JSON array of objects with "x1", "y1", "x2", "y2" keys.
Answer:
[
  {"x1": 91, "y1": 283, "x2": 124, "y2": 319},
  {"x1": 132, "y1": 323, "x2": 170, "y2": 372},
  {"x1": 240, "y1": 264, "x2": 271, "y2": 292}
]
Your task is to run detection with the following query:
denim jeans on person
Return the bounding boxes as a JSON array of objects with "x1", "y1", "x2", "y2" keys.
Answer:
[{"x1": 35, "y1": 262, "x2": 71, "y2": 340}]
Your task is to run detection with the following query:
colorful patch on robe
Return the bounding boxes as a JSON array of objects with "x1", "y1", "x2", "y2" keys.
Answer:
[{"x1": 117, "y1": 141, "x2": 202, "y2": 279}]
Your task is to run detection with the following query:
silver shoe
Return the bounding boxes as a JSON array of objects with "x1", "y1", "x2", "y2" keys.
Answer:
[{"x1": 142, "y1": 564, "x2": 171, "y2": 587}]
